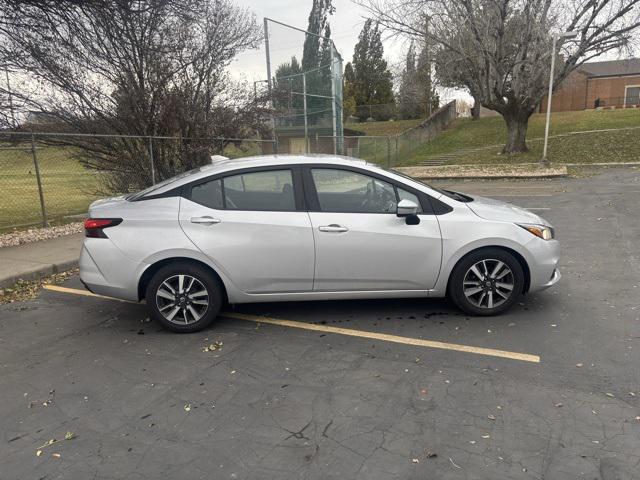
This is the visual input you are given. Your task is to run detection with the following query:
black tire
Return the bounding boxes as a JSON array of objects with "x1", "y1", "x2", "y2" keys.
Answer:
[
  {"x1": 449, "y1": 248, "x2": 524, "y2": 316},
  {"x1": 146, "y1": 262, "x2": 223, "y2": 333}
]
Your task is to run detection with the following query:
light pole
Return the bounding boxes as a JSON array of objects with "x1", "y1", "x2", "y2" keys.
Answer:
[{"x1": 541, "y1": 31, "x2": 578, "y2": 166}]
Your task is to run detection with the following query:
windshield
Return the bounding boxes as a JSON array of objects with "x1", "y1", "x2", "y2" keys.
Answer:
[
  {"x1": 126, "y1": 166, "x2": 206, "y2": 201},
  {"x1": 386, "y1": 167, "x2": 473, "y2": 202}
]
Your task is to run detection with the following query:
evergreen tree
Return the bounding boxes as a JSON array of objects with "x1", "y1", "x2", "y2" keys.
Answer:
[
  {"x1": 273, "y1": 56, "x2": 303, "y2": 114},
  {"x1": 343, "y1": 62, "x2": 357, "y2": 120},
  {"x1": 397, "y1": 43, "x2": 439, "y2": 119},
  {"x1": 352, "y1": 19, "x2": 394, "y2": 121},
  {"x1": 302, "y1": 0, "x2": 334, "y2": 72},
  {"x1": 416, "y1": 44, "x2": 439, "y2": 116},
  {"x1": 397, "y1": 42, "x2": 421, "y2": 119},
  {"x1": 301, "y1": 0, "x2": 335, "y2": 123}
]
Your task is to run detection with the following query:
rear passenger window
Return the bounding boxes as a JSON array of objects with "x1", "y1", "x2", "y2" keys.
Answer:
[
  {"x1": 223, "y1": 170, "x2": 295, "y2": 211},
  {"x1": 191, "y1": 179, "x2": 223, "y2": 209}
]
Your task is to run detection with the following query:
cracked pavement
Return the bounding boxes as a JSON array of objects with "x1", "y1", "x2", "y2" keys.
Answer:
[{"x1": 1, "y1": 167, "x2": 639, "y2": 479}]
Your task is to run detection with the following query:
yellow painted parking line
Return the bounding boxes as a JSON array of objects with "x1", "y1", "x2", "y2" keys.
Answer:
[
  {"x1": 42, "y1": 284, "x2": 135, "y2": 303},
  {"x1": 42, "y1": 285, "x2": 540, "y2": 363},
  {"x1": 223, "y1": 313, "x2": 540, "y2": 363}
]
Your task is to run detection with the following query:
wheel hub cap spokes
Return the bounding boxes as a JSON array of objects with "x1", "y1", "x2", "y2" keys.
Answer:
[
  {"x1": 156, "y1": 274, "x2": 209, "y2": 325},
  {"x1": 463, "y1": 259, "x2": 514, "y2": 309}
]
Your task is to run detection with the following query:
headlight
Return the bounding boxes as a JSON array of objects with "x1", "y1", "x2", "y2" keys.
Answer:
[{"x1": 518, "y1": 224, "x2": 554, "y2": 240}]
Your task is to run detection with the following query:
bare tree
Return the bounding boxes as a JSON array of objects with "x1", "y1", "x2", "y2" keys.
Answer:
[
  {"x1": 0, "y1": 0, "x2": 265, "y2": 190},
  {"x1": 357, "y1": 0, "x2": 640, "y2": 154}
]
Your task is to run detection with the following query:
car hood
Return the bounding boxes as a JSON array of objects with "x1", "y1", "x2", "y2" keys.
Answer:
[{"x1": 464, "y1": 194, "x2": 551, "y2": 226}]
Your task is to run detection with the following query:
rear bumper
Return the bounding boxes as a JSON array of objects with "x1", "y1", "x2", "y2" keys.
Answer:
[{"x1": 79, "y1": 240, "x2": 141, "y2": 302}]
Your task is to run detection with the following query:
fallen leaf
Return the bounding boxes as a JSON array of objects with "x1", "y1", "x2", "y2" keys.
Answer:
[
  {"x1": 51, "y1": 453, "x2": 61, "y2": 459},
  {"x1": 202, "y1": 341, "x2": 223, "y2": 353},
  {"x1": 38, "y1": 439, "x2": 57, "y2": 450},
  {"x1": 487, "y1": 414, "x2": 496, "y2": 420},
  {"x1": 481, "y1": 435, "x2": 490, "y2": 439},
  {"x1": 629, "y1": 392, "x2": 636, "y2": 397},
  {"x1": 605, "y1": 393, "x2": 615, "y2": 398},
  {"x1": 184, "y1": 403, "x2": 191, "y2": 412},
  {"x1": 36, "y1": 450, "x2": 42, "y2": 457}
]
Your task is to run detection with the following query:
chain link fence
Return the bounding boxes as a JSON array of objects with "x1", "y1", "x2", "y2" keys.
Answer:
[
  {"x1": 314, "y1": 100, "x2": 458, "y2": 167},
  {"x1": 0, "y1": 102, "x2": 457, "y2": 231},
  {"x1": 0, "y1": 132, "x2": 272, "y2": 231}
]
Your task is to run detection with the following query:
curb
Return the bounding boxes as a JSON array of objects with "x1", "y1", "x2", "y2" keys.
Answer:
[
  {"x1": 409, "y1": 172, "x2": 568, "y2": 181},
  {"x1": 398, "y1": 165, "x2": 568, "y2": 181},
  {"x1": 0, "y1": 259, "x2": 78, "y2": 289}
]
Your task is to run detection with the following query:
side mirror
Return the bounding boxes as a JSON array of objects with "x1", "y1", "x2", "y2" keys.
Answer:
[{"x1": 396, "y1": 199, "x2": 419, "y2": 217}]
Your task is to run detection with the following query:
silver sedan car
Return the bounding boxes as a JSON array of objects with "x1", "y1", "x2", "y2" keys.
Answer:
[{"x1": 80, "y1": 155, "x2": 560, "y2": 332}]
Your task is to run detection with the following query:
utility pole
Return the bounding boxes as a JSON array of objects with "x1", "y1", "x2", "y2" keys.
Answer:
[{"x1": 541, "y1": 31, "x2": 578, "y2": 166}]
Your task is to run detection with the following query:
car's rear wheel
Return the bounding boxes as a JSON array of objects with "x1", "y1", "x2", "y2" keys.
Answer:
[
  {"x1": 146, "y1": 262, "x2": 222, "y2": 333},
  {"x1": 449, "y1": 248, "x2": 524, "y2": 316}
]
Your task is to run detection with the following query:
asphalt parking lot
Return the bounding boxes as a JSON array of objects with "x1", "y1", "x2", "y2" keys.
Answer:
[{"x1": 1, "y1": 167, "x2": 639, "y2": 480}]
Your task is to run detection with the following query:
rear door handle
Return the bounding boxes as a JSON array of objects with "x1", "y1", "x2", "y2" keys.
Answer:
[
  {"x1": 318, "y1": 224, "x2": 349, "y2": 233},
  {"x1": 190, "y1": 216, "x2": 221, "y2": 225}
]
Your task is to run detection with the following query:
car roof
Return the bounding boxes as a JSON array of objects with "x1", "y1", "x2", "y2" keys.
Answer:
[
  {"x1": 207, "y1": 154, "x2": 369, "y2": 172},
  {"x1": 145, "y1": 154, "x2": 373, "y2": 195}
]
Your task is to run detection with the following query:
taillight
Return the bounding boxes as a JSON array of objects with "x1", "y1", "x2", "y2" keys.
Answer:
[{"x1": 84, "y1": 218, "x2": 122, "y2": 238}]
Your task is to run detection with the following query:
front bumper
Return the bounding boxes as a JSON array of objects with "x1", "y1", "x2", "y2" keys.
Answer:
[
  {"x1": 526, "y1": 238, "x2": 561, "y2": 293},
  {"x1": 536, "y1": 267, "x2": 561, "y2": 291}
]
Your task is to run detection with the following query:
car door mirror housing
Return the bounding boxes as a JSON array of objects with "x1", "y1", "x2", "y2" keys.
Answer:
[{"x1": 397, "y1": 199, "x2": 419, "y2": 217}]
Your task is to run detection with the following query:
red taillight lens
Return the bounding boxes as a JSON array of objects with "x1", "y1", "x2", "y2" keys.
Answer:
[{"x1": 84, "y1": 218, "x2": 122, "y2": 238}]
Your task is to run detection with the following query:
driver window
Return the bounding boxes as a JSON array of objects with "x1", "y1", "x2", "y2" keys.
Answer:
[{"x1": 311, "y1": 168, "x2": 419, "y2": 213}]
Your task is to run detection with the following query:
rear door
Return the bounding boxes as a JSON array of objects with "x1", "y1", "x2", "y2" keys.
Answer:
[
  {"x1": 179, "y1": 166, "x2": 315, "y2": 294},
  {"x1": 304, "y1": 166, "x2": 442, "y2": 291}
]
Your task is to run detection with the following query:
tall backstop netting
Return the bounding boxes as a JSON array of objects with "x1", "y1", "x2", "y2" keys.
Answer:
[{"x1": 263, "y1": 18, "x2": 343, "y2": 155}]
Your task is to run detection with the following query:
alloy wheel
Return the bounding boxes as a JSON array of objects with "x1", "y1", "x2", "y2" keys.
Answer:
[
  {"x1": 462, "y1": 259, "x2": 514, "y2": 309},
  {"x1": 155, "y1": 274, "x2": 209, "y2": 325}
]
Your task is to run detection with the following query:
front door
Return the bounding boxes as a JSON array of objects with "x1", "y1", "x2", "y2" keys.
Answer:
[
  {"x1": 179, "y1": 167, "x2": 314, "y2": 294},
  {"x1": 305, "y1": 167, "x2": 442, "y2": 291}
]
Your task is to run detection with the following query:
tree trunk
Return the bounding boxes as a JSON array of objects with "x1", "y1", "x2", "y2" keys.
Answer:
[
  {"x1": 471, "y1": 95, "x2": 480, "y2": 120},
  {"x1": 502, "y1": 112, "x2": 530, "y2": 154}
]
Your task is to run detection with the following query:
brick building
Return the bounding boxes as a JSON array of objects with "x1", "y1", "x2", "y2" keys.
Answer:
[{"x1": 540, "y1": 58, "x2": 640, "y2": 113}]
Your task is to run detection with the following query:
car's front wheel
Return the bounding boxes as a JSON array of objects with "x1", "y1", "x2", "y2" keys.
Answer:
[
  {"x1": 449, "y1": 248, "x2": 524, "y2": 316},
  {"x1": 146, "y1": 262, "x2": 223, "y2": 333}
]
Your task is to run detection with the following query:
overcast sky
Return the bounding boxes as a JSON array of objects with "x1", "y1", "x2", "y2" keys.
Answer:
[{"x1": 231, "y1": 0, "x2": 407, "y2": 83}]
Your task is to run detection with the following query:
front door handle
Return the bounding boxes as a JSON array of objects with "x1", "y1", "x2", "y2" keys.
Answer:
[
  {"x1": 319, "y1": 224, "x2": 349, "y2": 233},
  {"x1": 190, "y1": 216, "x2": 221, "y2": 225}
]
